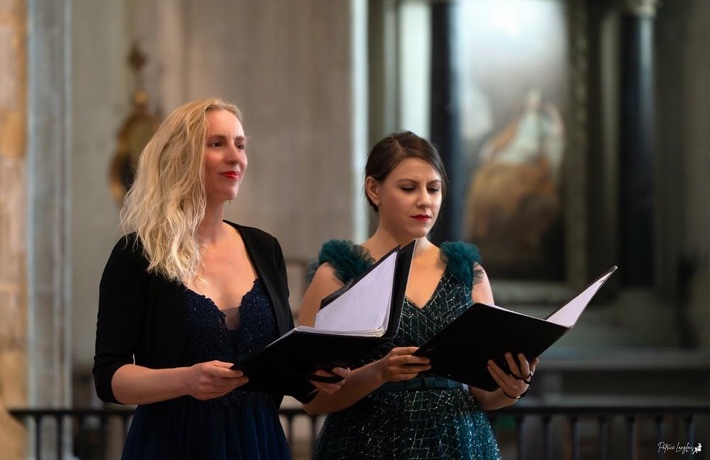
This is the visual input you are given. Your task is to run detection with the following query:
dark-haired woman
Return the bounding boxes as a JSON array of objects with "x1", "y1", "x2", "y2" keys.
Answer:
[{"x1": 299, "y1": 131, "x2": 538, "y2": 459}]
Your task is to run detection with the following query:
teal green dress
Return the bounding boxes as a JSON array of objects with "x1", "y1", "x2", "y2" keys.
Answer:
[{"x1": 307, "y1": 241, "x2": 502, "y2": 460}]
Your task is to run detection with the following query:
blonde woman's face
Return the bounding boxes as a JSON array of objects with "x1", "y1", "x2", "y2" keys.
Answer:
[
  {"x1": 203, "y1": 109, "x2": 247, "y2": 204},
  {"x1": 373, "y1": 157, "x2": 442, "y2": 239}
]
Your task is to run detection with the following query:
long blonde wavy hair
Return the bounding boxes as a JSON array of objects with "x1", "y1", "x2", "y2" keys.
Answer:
[{"x1": 120, "y1": 98, "x2": 243, "y2": 282}]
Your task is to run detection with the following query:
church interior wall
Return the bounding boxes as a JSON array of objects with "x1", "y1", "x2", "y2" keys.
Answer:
[{"x1": 2, "y1": 0, "x2": 710, "y2": 456}]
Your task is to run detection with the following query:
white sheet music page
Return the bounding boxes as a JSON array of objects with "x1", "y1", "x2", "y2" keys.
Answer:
[
  {"x1": 545, "y1": 267, "x2": 617, "y2": 328},
  {"x1": 312, "y1": 250, "x2": 397, "y2": 335}
]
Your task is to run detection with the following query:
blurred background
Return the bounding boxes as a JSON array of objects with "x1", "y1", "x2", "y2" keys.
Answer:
[{"x1": 1, "y1": 0, "x2": 709, "y2": 458}]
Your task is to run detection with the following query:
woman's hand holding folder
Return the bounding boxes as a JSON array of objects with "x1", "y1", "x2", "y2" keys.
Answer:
[
  {"x1": 309, "y1": 367, "x2": 352, "y2": 395},
  {"x1": 377, "y1": 346, "x2": 431, "y2": 382},
  {"x1": 471, "y1": 352, "x2": 539, "y2": 409}
]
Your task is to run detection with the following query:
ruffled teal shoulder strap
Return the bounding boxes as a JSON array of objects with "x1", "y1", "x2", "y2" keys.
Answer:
[
  {"x1": 305, "y1": 239, "x2": 375, "y2": 284},
  {"x1": 440, "y1": 241, "x2": 484, "y2": 287}
]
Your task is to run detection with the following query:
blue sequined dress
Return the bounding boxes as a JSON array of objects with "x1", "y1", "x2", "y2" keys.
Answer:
[
  {"x1": 308, "y1": 240, "x2": 502, "y2": 460},
  {"x1": 121, "y1": 279, "x2": 291, "y2": 460}
]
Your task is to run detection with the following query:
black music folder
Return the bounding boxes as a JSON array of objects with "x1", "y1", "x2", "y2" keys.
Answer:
[
  {"x1": 414, "y1": 266, "x2": 618, "y2": 391},
  {"x1": 234, "y1": 241, "x2": 415, "y2": 397}
]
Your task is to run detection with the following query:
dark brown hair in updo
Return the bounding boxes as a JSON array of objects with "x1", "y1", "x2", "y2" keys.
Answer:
[{"x1": 364, "y1": 131, "x2": 448, "y2": 212}]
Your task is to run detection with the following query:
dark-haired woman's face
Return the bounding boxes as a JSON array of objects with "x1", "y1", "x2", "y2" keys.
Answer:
[{"x1": 374, "y1": 158, "x2": 442, "y2": 239}]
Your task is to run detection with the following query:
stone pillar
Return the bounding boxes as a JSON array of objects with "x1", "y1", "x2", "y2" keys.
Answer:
[
  {"x1": 27, "y1": 0, "x2": 73, "y2": 457},
  {"x1": 617, "y1": 0, "x2": 659, "y2": 286},
  {"x1": 0, "y1": 0, "x2": 28, "y2": 458},
  {"x1": 429, "y1": 1, "x2": 463, "y2": 244}
]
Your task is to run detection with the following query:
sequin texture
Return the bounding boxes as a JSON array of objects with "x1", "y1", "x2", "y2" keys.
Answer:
[
  {"x1": 183, "y1": 279, "x2": 277, "y2": 407},
  {"x1": 311, "y1": 240, "x2": 502, "y2": 460}
]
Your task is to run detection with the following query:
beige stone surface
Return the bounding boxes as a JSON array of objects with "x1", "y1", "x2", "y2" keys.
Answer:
[
  {"x1": 0, "y1": 350, "x2": 27, "y2": 407},
  {"x1": 0, "y1": 0, "x2": 27, "y2": 457},
  {"x1": 0, "y1": 404, "x2": 25, "y2": 460},
  {"x1": 0, "y1": 0, "x2": 27, "y2": 160}
]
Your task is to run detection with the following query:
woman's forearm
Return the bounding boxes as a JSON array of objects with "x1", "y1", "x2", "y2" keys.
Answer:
[
  {"x1": 469, "y1": 386, "x2": 519, "y2": 411},
  {"x1": 111, "y1": 364, "x2": 192, "y2": 405}
]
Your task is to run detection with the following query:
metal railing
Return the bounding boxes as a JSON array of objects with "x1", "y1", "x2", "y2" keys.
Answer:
[
  {"x1": 9, "y1": 404, "x2": 710, "y2": 460},
  {"x1": 487, "y1": 404, "x2": 709, "y2": 460}
]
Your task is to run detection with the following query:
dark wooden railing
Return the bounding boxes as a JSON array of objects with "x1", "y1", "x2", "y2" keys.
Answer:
[{"x1": 10, "y1": 404, "x2": 710, "y2": 459}]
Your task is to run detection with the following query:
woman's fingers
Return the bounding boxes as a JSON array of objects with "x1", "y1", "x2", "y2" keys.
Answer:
[
  {"x1": 529, "y1": 358, "x2": 539, "y2": 375},
  {"x1": 308, "y1": 367, "x2": 352, "y2": 395},
  {"x1": 380, "y1": 347, "x2": 431, "y2": 382},
  {"x1": 487, "y1": 353, "x2": 539, "y2": 400},
  {"x1": 189, "y1": 361, "x2": 249, "y2": 400},
  {"x1": 503, "y1": 352, "x2": 525, "y2": 379}
]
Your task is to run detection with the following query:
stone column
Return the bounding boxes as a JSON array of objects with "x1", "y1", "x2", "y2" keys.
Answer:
[
  {"x1": 0, "y1": 0, "x2": 28, "y2": 458},
  {"x1": 429, "y1": 1, "x2": 463, "y2": 244},
  {"x1": 617, "y1": 0, "x2": 659, "y2": 286},
  {"x1": 27, "y1": 0, "x2": 73, "y2": 457}
]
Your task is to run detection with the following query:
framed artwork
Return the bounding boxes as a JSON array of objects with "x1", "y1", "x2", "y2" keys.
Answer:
[
  {"x1": 455, "y1": 0, "x2": 586, "y2": 287},
  {"x1": 380, "y1": 0, "x2": 590, "y2": 297}
]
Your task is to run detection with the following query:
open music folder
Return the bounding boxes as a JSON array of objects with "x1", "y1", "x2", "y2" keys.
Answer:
[
  {"x1": 414, "y1": 266, "x2": 618, "y2": 391},
  {"x1": 233, "y1": 241, "x2": 415, "y2": 397}
]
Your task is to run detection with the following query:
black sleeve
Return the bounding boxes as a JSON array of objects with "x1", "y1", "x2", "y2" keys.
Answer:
[
  {"x1": 272, "y1": 236, "x2": 295, "y2": 330},
  {"x1": 92, "y1": 236, "x2": 148, "y2": 404}
]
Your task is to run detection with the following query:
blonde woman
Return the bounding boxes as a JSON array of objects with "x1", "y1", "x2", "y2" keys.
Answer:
[{"x1": 93, "y1": 98, "x2": 346, "y2": 459}]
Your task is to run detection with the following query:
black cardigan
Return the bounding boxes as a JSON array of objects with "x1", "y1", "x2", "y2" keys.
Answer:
[{"x1": 92, "y1": 222, "x2": 304, "y2": 404}]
